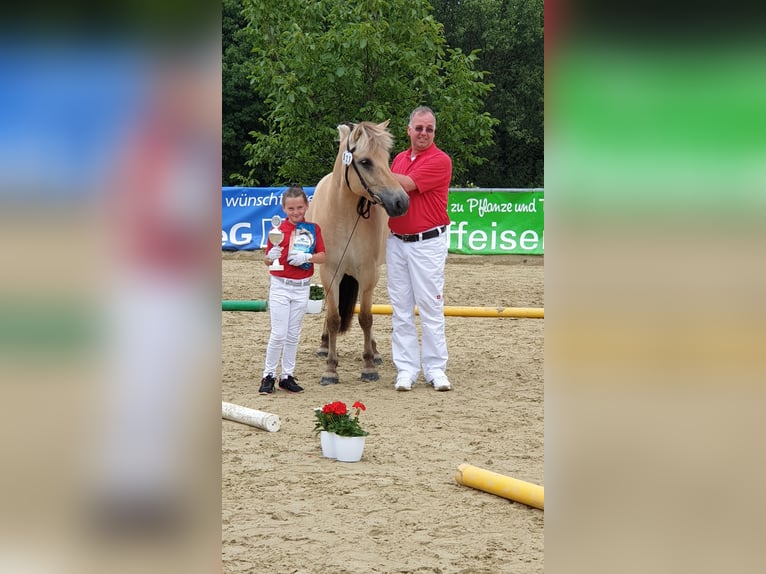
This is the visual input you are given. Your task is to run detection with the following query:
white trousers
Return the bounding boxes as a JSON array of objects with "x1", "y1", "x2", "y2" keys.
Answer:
[
  {"x1": 385, "y1": 231, "x2": 449, "y2": 382},
  {"x1": 263, "y1": 277, "x2": 309, "y2": 378}
]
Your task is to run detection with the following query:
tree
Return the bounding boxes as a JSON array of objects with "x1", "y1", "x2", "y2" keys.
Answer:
[
  {"x1": 238, "y1": 0, "x2": 498, "y2": 186},
  {"x1": 222, "y1": 0, "x2": 270, "y2": 184},
  {"x1": 431, "y1": 0, "x2": 544, "y2": 187}
]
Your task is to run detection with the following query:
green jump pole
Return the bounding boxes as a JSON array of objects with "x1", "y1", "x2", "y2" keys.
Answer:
[{"x1": 222, "y1": 300, "x2": 269, "y2": 312}]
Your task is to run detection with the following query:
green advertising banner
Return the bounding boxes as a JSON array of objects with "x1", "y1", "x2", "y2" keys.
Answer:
[{"x1": 447, "y1": 189, "x2": 544, "y2": 255}]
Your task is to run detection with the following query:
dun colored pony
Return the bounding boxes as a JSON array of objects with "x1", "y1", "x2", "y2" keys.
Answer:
[{"x1": 306, "y1": 121, "x2": 409, "y2": 385}]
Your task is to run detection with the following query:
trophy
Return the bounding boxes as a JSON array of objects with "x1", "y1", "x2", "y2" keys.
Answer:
[{"x1": 268, "y1": 215, "x2": 284, "y2": 271}]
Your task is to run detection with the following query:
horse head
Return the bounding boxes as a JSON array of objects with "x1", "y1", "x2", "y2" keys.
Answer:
[{"x1": 336, "y1": 121, "x2": 409, "y2": 217}]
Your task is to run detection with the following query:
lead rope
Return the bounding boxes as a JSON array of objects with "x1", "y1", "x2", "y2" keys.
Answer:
[{"x1": 357, "y1": 196, "x2": 372, "y2": 219}]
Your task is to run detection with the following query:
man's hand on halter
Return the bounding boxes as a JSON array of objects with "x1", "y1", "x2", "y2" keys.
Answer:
[
  {"x1": 266, "y1": 246, "x2": 282, "y2": 261},
  {"x1": 287, "y1": 251, "x2": 312, "y2": 266}
]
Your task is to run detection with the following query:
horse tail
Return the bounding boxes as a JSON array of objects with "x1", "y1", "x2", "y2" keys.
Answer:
[{"x1": 338, "y1": 274, "x2": 358, "y2": 333}]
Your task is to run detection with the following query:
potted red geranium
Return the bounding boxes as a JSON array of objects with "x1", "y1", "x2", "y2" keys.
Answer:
[{"x1": 313, "y1": 400, "x2": 368, "y2": 462}]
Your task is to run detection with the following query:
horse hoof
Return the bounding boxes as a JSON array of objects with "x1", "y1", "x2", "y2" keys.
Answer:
[
  {"x1": 373, "y1": 355, "x2": 382, "y2": 366},
  {"x1": 360, "y1": 370, "x2": 379, "y2": 382},
  {"x1": 316, "y1": 350, "x2": 328, "y2": 358},
  {"x1": 320, "y1": 376, "x2": 339, "y2": 386}
]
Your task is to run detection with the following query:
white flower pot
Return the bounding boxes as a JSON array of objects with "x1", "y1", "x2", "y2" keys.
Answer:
[
  {"x1": 306, "y1": 298, "x2": 324, "y2": 314},
  {"x1": 334, "y1": 435, "x2": 366, "y2": 463},
  {"x1": 319, "y1": 431, "x2": 336, "y2": 459}
]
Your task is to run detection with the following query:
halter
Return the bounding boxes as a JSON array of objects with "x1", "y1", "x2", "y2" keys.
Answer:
[
  {"x1": 323, "y1": 123, "x2": 380, "y2": 293},
  {"x1": 341, "y1": 123, "x2": 378, "y2": 219}
]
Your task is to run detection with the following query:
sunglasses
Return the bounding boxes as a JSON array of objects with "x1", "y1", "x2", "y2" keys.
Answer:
[{"x1": 410, "y1": 126, "x2": 434, "y2": 134}]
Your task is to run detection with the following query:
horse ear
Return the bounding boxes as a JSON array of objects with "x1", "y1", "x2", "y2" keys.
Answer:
[
  {"x1": 337, "y1": 123, "x2": 352, "y2": 140},
  {"x1": 377, "y1": 119, "x2": 390, "y2": 129}
]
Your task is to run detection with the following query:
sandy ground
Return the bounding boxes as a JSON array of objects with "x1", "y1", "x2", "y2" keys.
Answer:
[{"x1": 222, "y1": 251, "x2": 544, "y2": 573}]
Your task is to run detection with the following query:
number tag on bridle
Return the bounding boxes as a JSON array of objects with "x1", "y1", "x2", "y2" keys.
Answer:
[{"x1": 342, "y1": 150, "x2": 353, "y2": 166}]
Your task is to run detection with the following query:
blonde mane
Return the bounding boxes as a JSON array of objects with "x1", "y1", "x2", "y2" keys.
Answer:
[{"x1": 344, "y1": 121, "x2": 394, "y2": 155}]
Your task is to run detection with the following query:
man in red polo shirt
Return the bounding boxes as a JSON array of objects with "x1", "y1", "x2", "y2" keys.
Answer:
[{"x1": 387, "y1": 106, "x2": 452, "y2": 392}]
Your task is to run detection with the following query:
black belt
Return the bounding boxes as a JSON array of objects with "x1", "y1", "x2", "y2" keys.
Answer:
[{"x1": 392, "y1": 225, "x2": 446, "y2": 243}]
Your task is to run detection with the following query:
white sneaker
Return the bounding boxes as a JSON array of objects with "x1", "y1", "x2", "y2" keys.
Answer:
[
  {"x1": 394, "y1": 373, "x2": 413, "y2": 392},
  {"x1": 429, "y1": 373, "x2": 452, "y2": 392}
]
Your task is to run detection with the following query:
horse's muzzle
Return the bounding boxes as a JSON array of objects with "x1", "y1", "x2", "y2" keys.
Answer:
[{"x1": 377, "y1": 189, "x2": 409, "y2": 217}]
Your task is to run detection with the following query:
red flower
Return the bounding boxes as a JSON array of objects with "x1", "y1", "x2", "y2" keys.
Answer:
[
  {"x1": 314, "y1": 400, "x2": 369, "y2": 437},
  {"x1": 322, "y1": 401, "x2": 347, "y2": 416}
]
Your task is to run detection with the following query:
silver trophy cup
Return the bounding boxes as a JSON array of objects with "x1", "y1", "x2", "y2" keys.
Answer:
[{"x1": 268, "y1": 215, "x2": 284, "y2": 271}]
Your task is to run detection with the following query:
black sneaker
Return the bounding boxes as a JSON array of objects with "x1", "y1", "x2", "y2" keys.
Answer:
[
  {"x1": 258, "y1": 374, "x2": 276, "y2": 395},
  {"x1": 278, "y1": 375, "x2": 304, "y2": 393}
]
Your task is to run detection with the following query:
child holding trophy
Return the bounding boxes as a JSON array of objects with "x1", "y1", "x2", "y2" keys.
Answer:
[{"x1": 259, "y1": 185, "x2": 326, "y2": 395}]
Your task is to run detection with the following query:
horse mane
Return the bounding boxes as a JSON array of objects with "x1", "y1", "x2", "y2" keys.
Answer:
[{"x1": 343, "y1": 121, "x2": 394, "y2": 155}]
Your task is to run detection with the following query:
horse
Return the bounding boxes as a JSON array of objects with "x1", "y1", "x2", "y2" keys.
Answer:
[{"x1": 306, "y1": 120, "x2": 409, "y2": 385}]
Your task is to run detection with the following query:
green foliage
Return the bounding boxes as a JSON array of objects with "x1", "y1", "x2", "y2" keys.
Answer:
[
  {"x1": 237, "y1": 0, "x2": 498, "y2": 186},
  {"x1": 331, "y1": 412, "x2": 369, "y2": 437},
  {"x1": 313, "y1": 407, "x2": 335, "y2": 435},
  {"x1": 223, "y1": 0, "x2": 271, "y2": 184},
  {"x1": 309, "y1": 284, "x2": 325, "y2": 300},
  {"x1": 431, "y1": 0, "x2": 544, "y2": 187},
  {"x1": 222, "y1": 0, "x2": 543, "y2": 187}
]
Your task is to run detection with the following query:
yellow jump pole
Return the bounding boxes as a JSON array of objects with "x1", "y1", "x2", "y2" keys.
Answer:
[
  {"x1": 353, "y1": 304, "x2": 543, "y2": 318},
  {"x1": 455, "y1": 464, "x2": 544, "y2": 510}
]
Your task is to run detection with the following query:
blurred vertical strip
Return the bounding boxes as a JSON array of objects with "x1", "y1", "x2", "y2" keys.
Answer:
[
  {"x1": 0, "y1": 2, "x2": 221, "y2": 573},
  {"x1": 546, "y1": 3, "x2": 766, "y2": 573}
]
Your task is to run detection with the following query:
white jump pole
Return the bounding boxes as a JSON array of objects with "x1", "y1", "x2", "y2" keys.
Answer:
[{"x1": 222, "y1": 401, "x2": 281, "y2": 432}]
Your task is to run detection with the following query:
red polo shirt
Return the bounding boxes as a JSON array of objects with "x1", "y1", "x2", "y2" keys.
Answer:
[
  {"x1": 266, "y1": 220, "x2": 325, "y2": 280},
  {"x1": 389, "y1": 143, "x2": 452, "y2": 235}
]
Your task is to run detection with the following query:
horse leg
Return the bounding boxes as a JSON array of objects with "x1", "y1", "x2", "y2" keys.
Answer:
[
  {"x1": 360, "y1": 275, "x2": 381, "y2": 366},
  {"x1": 316, "y1": 321, "x2": 329, "y2": 358},
  {"x1": 317, "y1": 273, "x2": 331, "y2": 358},
  {"x1": 320, "y1": 301, "x2": 341, "y2": 386},
  {"x1": 368, "y1": 312, "x2": 382, "y2": 365},
  {"x1": 372, "y1": 337, "x2": 382, "y2": 365},
  {"x1": 358, "y1": 286, "x2": 379, "y2": 381}
]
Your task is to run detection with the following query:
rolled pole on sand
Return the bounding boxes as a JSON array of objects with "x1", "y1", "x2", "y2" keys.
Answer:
[
  {"x1": 354, "y1": 304, "x2": 543, "y2": 319},
  {"x1": 222, "y1": 402, "x2": 281, "y2": 432},
  {"x1": 455, "y1": 464, "x2": 544, "y2": 510},
  {"x1": 222, "y1": 300, "x2": 268, "y2": 312}
]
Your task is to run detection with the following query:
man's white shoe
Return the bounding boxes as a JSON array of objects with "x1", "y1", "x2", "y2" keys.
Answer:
[
  {"x1": 429, "y1": 374, "x2": 452, "y2": 392},
  {"x1": 394, "y1": 373, "x2": 413, "y2": 392}
]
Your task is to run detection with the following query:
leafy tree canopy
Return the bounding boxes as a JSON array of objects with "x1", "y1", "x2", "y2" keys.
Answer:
[
  {"x1": 432, "y1": 0, "x2": 544, "y2": 187},
  {"x1": 237, "y1": 0, "x2": 498, "y2": 186},
  {"x1": 223, "y1": 0, "x2": 270, "y2": 184}
]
